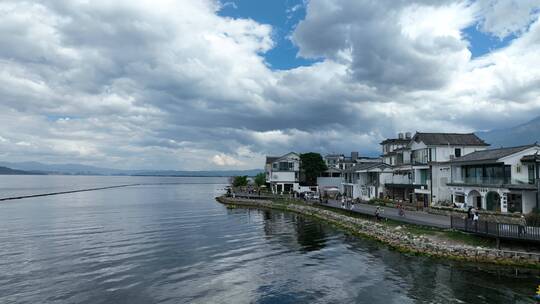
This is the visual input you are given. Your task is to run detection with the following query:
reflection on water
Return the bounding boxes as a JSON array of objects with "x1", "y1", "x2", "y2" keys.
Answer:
[{"x1": 0, "y1": 176, "x2": 537, "y2": 303}]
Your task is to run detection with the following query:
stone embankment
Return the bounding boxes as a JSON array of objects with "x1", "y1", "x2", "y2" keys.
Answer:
[{"x1": 216, "y1": 196, "x2": 540, "y2": 268}]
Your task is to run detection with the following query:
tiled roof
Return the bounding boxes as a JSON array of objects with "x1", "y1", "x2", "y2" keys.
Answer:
[
  {"x1": 265, "y1": 156, "x2": 279, "y2": 164},
  {"x1": 347, "y1": 162, "x2": 390, "y2": 172},
  {"x1": 380, "y1": 138, "x2": 411, "y2": 145},
  {"x1": 413, "y1": 132, "x2": 489, "y2": 146},
  {"x1": 522, "y1": 153, "x2": 540, "y2": 162},
  {"x1": 449, "y1": 144, "x2": 537, "y2": 163}
]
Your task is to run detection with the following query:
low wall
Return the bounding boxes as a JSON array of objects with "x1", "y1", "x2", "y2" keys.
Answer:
[
  {"x1": 428, "y1": 206, "x2": 523, "y2": 225},
  {"x1": 216, "y1": 196, "x2": 540, "y2": 268}
]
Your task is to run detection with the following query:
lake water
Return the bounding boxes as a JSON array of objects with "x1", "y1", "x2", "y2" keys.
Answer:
[{"x1": 0, "y1": 175, "x2": 537, "y2": 303}]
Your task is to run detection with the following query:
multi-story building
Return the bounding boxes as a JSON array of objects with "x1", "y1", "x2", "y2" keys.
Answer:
[
  {"x1": 379, "y1": 132, "x2": 489, "y2": 207},
  {"x1": 381, "y1": 133, "x2": 415, "y2": 203},
  {"x1": 409, "y1": 133, "x2": 489, "y2": 207},
  {"x1": 341, "y1": 159, "x2": 389, "y2": 200},
  {"x1": 265, "y1": 152, "x2": 301, "y2": 194},
  {"x1": 447, "y1": 144, "x2": 540, "y2": 214}
]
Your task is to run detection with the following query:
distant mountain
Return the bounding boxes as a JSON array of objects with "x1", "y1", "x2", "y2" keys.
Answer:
[
  {"x1": 0, "y1": 166, "x2": 44, "y2": 175},
  {"x1": 0, "y1": 161, "x2": 120, "y2": 175},
  {"x1": 478, "y1": 116, "x2": 540, "y2": 148},
  {"x1": 0, "y1": 161, "x2": 262, "y2": 177}
]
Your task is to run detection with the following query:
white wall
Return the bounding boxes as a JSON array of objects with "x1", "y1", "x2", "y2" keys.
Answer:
[
  {"x1": 270, "y1": 171, "x2": 296, "y2": 183},
  {"x1": 317, "y1": 177, "x2": 342, "y2": 190},
  {"x1": 431, "y1": 164, "x2": 452, "y2": 203},
  {"x1": 501, "y1": 146, "x2": 540, "y2": 183}
]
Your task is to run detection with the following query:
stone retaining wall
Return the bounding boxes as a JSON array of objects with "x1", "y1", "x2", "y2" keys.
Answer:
[{"x1": 216, "y1": 196, "x2": 540, "y2": 268}]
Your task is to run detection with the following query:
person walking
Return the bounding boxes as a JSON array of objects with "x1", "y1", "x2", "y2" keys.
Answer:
[
  {"x1": 473, "y1": 211, "x2": 479, "y2": 231},
  {"x1": 375, "y1": 206, "x2": 381, "y2": 221},
  {"x1": 398, "y1": 204, "x2": 405, "y2": 217},
  {"x1": 518, "y1": 214, "x2": 527, "y2": 235}
]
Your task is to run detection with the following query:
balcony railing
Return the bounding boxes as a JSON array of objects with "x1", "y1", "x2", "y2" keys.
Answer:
[{"x1": 450, "y1": 177, "x2": 534, "y2": 185}]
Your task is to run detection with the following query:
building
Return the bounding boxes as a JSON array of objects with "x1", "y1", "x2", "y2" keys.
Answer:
[
  {"x1": 379, "y1": 132, "x2": 490, "y2": 207},
  {"x1": 317, "y1": 167, "x2": 343, "y2": 193},
  {"x1": 324, "y1": 154, "x2": 344, "y2": 169},
  {"x1": 265, "y1": 152, "x2": 301, "y2": 194},
  {"x1": 381, "y1": 132, "x2": 415, "y2": 204},
  {"x1": 447, "y1": 144, "x2": 540, "y2": 214},
  {"x1": 355, "y1": 162, "x2": 393, "y2": 201},
  {"x1": 409, "y1": 132, "x2": 490, "y2": 207},
  {"x1": 341, "y1": 159, "x2": 389, "y2": 200}
]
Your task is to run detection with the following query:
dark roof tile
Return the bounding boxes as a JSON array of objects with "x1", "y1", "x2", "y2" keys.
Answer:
[
  {"x1": 449, "y1": 144, "x2": 537, "y2": 163},
  {"x1": 413, "y1": 132, "x2": 489, "y2": 146}
]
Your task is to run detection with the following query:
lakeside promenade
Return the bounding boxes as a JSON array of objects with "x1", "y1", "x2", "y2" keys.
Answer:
[{"x1": 231, "y1": 192, "x2": 450, "y2": 228}]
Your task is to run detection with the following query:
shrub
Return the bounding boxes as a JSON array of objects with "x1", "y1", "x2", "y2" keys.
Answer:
[
  {"x1": 232, "y1": 176, "x2": 248, "y2": 188},
  {"x1": 525, "y1": 208, "x2": 540, "y2": 227}
]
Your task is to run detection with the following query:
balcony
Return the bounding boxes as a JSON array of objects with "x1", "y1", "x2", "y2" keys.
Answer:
[{"x1": 449, "y1": 177, "x2": 537, "y2": 187}]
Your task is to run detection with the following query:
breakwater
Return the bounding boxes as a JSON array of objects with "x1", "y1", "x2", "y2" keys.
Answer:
[
  {"x1": 216, "y1": 196, "x2": 540, "y2": 268},
  {"x1": 0, "y1": 184, "x2": 142, "y2": 201}
]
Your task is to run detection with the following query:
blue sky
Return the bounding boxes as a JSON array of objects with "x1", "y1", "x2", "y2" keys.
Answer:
[
  {"x1": 219, "y1": 0, "x2": 518, "y2": 66},
  {"x1": 463, "y1": 24, "x2": 516, "y2": 58},
  {"x1": 219, "y1": 0, "x2": 320, "y2": 69}
]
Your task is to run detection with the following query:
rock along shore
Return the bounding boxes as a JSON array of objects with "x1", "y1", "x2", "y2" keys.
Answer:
[{"x1": 216, "y1": 196, "x2": 540, "y2": 269}]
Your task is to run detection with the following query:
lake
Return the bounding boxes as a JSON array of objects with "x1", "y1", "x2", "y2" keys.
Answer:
[{"x1": 0, "y1": 175, "x2": 537, "y2": 303}]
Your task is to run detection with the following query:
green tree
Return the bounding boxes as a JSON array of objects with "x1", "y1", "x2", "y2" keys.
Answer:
[
  {"x1": 232, "y1": 175, "x2": 248, "y2": 187},
  {"x1": 254, "y1": 172, "x2": 266, "y2": 187},
  {"x1": 300, "y1": 152, "x2": 327, "y2": 186}
]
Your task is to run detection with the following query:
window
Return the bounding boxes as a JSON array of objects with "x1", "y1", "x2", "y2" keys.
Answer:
[
  {"x1": 528, "y1": 164, "x2": 535, "y2": 184},
  {"x1": 279, "y1": 162, "x2": 291, "y2": 171},
  {"x1": 455, "y1": 148, "x2": 461, "y2": 158},
  {"x1": 516, "y1": 165, "x2": 521, "y2": 173}
]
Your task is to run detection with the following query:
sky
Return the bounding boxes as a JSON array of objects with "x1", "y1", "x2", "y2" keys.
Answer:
[{"x1": 0, "y1": 0, "x2": 540, "y2": 170}]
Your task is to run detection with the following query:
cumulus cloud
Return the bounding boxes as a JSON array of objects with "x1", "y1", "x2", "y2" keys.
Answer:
[
  {"x1": 0, "y1": 0, "x2": 539, "y2": 170},
  {"x1": 476, "y1": 0, "x2": 540, "y2": 38},
  {"x1": 212, "y1": 154, "x2": 244, "y2": 166}
]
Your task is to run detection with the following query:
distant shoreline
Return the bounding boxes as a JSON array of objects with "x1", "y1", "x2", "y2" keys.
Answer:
[{"x1": 0, "y1": 173, "x2": 252, "y2": 177}]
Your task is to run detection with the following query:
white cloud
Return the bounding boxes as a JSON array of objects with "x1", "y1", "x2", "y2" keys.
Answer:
[
  {"x1": 0, "y1": 0, "x2": 539, "y2": 170},
  {"x1": 475, "y1": 0, "x2": 540, "y2": 38},
  {"x1": 212, "y1": 154, "x2": 244, "y2": 166}
]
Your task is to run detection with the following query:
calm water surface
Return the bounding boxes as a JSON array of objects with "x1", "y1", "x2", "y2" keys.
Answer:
[{"x1": 0, "y1": 176, "x2": 538, "y2": 303}]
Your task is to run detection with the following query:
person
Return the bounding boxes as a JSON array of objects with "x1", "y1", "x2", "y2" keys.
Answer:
[
  {"x1": 473, "y1": 211, "x2": 479, "y2": 231},
  {"x1": 467, "y1": 206, "x2": 473, "y2": 220},
  {"x1": 518, "y1": 214, "x2": 527, "y2": 235},
  {"x1": 350, "y1": 202, "x2": 355, "y2": 210},
  {"x1": 375, "y1": 206, "x2": 381, "y2": 221},
  {"x1": 398, "y1": 204, "x2": 405, "y2": 217}
]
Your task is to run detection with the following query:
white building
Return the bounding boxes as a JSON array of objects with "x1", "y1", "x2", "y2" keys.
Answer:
[
  {"x1": 342, "y1": 161, "x2": 392, "y2": 200},
  {"x1": 408, "y1": 132, "x2": 490, "y2": 207},
  {"x1": 317, "y1": 167, "x2": 343, "y2": 193},
  {"x1": 265, "y1": 152, "x2": 301, "y2": 194},
  {"x1": 380, "y1": 133, "x2": 415, "y2": 203},
  {"x1": 356, "y1": 163, "x2": 393, "y2": 201},
  {"x1": 447, "y1": 144, "x2": 540, "y2": 214}
]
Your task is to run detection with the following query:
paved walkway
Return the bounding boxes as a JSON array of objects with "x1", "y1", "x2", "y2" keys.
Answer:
[
  {"x1": 321, "y1": 200, "x2": 451, "y2": 229},
  {"x1": 232, "y1": 193, "x2": 451, "y2": 229}
]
